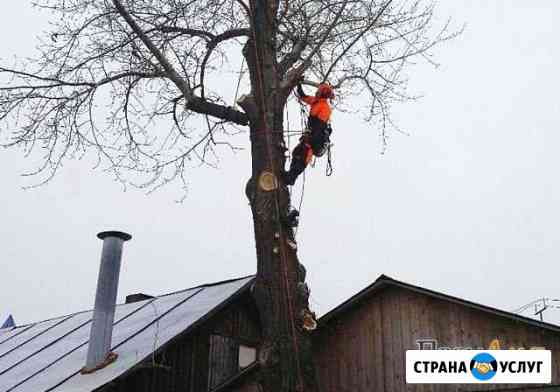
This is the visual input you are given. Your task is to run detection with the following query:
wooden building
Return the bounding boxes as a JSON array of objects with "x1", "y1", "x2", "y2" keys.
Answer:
[
  {"x1": 1, "y1": 274, "x2": 559, "y2": 392},
  {"x1": 314, "y1": 275, "x2": 560, "y2": 392}
]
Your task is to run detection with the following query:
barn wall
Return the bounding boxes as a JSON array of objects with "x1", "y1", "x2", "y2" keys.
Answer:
[
  {"x1": 207, "y1": 298, "x2": 261, "y2": 389},
  {"x1": 313, "y1": 286, "x2": 560, "y2": 392},
  {"x1": 96, "y1": 293, "x2": 261, "y2": 392}
]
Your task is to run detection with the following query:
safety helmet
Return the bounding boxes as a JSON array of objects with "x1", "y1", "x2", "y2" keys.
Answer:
[{"x1": 316, "y1": 83, "x2": 334, "y2": 99}]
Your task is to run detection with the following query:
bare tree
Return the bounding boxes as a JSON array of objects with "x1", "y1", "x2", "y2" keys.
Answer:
[{"x1": 0, "y1": 1, "x2": 458, "y2": 391}]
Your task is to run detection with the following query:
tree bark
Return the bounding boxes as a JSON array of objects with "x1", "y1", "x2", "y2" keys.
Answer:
[{"x1": 243, "y1": 1, "x2": 319, "y2": 392}]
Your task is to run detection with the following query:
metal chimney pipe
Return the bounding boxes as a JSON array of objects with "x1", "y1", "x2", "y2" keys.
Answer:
[{"x1": 82, "y1": 231, "x2": 131, "y2": 374}]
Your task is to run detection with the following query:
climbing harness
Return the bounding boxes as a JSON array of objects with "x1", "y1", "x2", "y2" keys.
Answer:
[{"x1": 289, "y1": 93, "x2": 334, "y2": 180}]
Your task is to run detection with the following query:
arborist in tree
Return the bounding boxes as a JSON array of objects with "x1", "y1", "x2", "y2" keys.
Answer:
[{"x1": 283, "y1": 76, "x2": 334, "y2": 185}]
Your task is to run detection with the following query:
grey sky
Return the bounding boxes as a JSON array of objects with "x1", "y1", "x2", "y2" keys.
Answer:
[{"x1": 1, "y1": 2, "x2": 559, "y2": 326}]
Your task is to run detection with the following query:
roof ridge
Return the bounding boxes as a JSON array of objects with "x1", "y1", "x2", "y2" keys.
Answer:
[
  {"x1": 156, "y1": 274, "x2": 255, "y2": 298},
  {"x1": 9, "y1": 275, "x2": 256, "y2": 328},
  {"x1": 319, "y1": 273, "x2": 560, "y2": 333}
]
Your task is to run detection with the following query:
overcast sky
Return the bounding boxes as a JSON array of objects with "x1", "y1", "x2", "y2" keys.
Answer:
[{"x1": 1, "y1": 2, "x2": 559, "y2": 327}]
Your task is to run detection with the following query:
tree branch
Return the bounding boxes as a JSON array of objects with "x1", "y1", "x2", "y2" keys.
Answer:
[
  {"x1": 200, "y1": 28, "x2": 250, "y2": 99},
  {"x1": 187, "y1": 98, "x2": 249, "y2": 126},
  {"x1": 156, "y1": 26, "x2": 216, "y2": 41},
  {"x1": 323, "y1": 0, "x2": 393, "y2": 81},
  {"x1": 111, "y1": 0, "x2": 194, "y2": 100},
  {"x1": 0, "y1": 0, "x2": 458, "y2": 189},
  {"x1": 278, "y1": 39, "x2": 307, "y2": 75},
  {"x1": 289, "y1": 0, "x2": 349, "y2": 82},
  {"x1": 235, "y1": 0, "x2": 251, "y2": 18}
]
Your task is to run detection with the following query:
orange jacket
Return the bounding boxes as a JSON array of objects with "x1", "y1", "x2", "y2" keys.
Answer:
[{"x1": 301, "y1": 95, "x2": 332, "y2": 124}]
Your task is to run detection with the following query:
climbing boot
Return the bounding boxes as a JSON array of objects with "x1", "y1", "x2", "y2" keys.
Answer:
[
  {"x1": 285, "y1": 208, "x2": 299, "y2": 227},
  {"x1": 285, "y1": 227, "x2": 297, "y2": 250}
]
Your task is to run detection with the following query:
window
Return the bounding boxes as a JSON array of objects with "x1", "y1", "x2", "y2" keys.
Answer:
[
  {"x1": 207, "y1": 335, "x2": 258, "y2": 390},
  {"x1": 238, "y1": 345, "x2": 257, "y2": 369}
]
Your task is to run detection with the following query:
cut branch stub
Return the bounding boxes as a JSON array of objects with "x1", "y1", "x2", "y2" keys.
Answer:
[{"x1": 258, "y1": 170, "x2": 279, "y2": 192}]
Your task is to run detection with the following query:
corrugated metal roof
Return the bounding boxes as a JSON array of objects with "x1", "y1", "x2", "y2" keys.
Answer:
[{"x1": 0, "y1": 276, "x2": 254, "y2": 392}]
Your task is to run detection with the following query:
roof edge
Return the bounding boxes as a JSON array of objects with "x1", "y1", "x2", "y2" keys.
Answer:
[
  {"x1": 97, "y1": 276, "x2": 256, "y2": 390},
  {"x1": 156, "y1": 274, "x2": 256, "y2": 299},
  {"x1": 318, "y1": 274, "x2": 560, "y2": 334}
]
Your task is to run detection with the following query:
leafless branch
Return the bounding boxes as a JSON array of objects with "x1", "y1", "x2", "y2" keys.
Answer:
[{"x1": 0, "y1": 0, "x2": 459, "y2": 190}]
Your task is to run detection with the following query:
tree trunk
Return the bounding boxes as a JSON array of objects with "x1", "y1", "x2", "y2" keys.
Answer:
[{"x1": 242, "y1": 1, "x2": 319, "y2": 392}]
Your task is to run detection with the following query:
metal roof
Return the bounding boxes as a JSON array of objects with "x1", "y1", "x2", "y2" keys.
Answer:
[
  {"x1": 319, "y1": 274, "x2": 560, "y2": 333},
  {"x1": 3, "y1": 272, "x2": 558, "y2": 391},
  {"x1": 0, "y1": 276, "x2": 254, "y2": 392}
]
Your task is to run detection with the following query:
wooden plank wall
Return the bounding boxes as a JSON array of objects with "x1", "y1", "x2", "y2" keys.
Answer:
[
  {"x1": 313, "y1": 286, "x2": 560, "y2": 392},
  {"x1": 207, "y1": 334, "x2": 243, "y2": 388}
]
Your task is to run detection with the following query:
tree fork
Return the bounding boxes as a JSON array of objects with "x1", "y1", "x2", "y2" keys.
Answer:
[{"x1": 244, "y1": 1, "x2": 319, "y2": 392}]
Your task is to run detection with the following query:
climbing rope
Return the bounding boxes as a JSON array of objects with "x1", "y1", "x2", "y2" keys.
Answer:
[
  {"x1": 294, "y1": 94, "x2": 308, "y2": 236},
  {"x1": 286, "y1": 100, "x2": 291, "y2": 155},
  {"x1": 290, "y1": 88, "x2": 335, "y2": 236},
  {"x1": 295, "y1": 169, "x2": 306, "y2": 237},
  {"x1": 247, "y1": 1, "x2": 305, "y2": 389},
  {"x1": 284, "y1": 94, "x2": 308, "y2": 238},
  {"x1": 285, "y1": 101, "x2": 292, "y2": 199},
  {"x1": 233, "y1": 57, "x2": 245, "y2": 106},
  {"x1": 326, "y1": 143, "x2": 333, "y2": 176}
]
